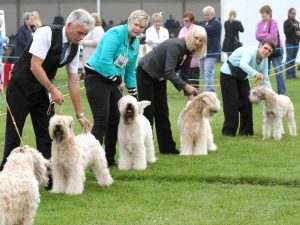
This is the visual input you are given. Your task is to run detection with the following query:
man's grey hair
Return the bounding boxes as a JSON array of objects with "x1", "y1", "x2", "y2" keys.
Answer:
[
  {"x1": 202, "y1": 6, "x2": 215, "y2": 15},
  {"x1": 66, "y1": 9, "x2": 95, "y2": 32},
  {"x1": 23, "y1": 12, "x2": 33, "y2": 22}
]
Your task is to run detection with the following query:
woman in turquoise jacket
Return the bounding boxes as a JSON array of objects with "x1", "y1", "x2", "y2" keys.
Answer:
[{"x1": 84, "y1": 10, "x2": 150, "y2": 167}]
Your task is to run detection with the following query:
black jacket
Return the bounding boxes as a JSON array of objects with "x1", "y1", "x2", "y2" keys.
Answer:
[
  {"x1": 284, "y1": 18, "x2": 300, "y2": 45},
  {"x1": 138, "y1": 38, "x2": 192, "y2": 91},
  {"x1": 222, "y1": 20, "x2": 244, "y2": 53}
]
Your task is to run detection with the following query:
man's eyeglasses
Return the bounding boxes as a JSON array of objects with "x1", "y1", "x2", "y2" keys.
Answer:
[{"x1": 263, "y1": 46, "x2": 273, "y2": 53}]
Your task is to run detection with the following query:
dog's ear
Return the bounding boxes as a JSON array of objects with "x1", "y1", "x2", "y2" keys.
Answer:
[
  {"x1": 138, "y1": 101, "x2": 151, "y2": 114},
  {"x1": 201, "y1": 96, "x2": 211, "y2": 105}
]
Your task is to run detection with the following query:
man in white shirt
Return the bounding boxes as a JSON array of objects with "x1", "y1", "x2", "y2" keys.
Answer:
[{"x1": 0, "y1": 9, "x2": 94, "y2": 184}]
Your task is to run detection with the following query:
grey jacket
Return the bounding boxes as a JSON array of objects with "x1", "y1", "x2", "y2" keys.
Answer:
[{"x1": 138, "y1": 38, "x2": 192, "y2": 91}]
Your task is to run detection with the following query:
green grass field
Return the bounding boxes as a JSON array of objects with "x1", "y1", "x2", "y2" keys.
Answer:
[{"x1": 0, "y1": 63, "x2": 300, "y2": 225}]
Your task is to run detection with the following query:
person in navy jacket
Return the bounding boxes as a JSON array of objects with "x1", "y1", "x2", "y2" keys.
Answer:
[{"x1": 200, "y1": 6, "x2": 221, "y2": 92}]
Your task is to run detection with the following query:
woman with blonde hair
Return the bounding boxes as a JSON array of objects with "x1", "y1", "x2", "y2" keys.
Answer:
[
  {"x1": 31, "y1": 11, "x2": 42, "y2": 30},
  {"x1": 222, "y1": 10, "x2": 244, "y2": 55},
  {"x1": 84, "y1": 10, "x2": 150, "y2": 167},
  {"x1": 136, "y1": 26, "x2": 207, "y2": 154},
  {"x1": 145, "y1": 12, "x2": 169, "y2": 53}
]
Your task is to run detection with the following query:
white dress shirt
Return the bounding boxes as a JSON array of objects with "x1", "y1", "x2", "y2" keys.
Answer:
[{"x1": 29, "y1": 26, "x2": 80, "y2": 74}]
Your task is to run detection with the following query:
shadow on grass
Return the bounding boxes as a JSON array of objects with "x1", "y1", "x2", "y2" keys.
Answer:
[{"x1": 111, "y1": 173, "x2": 300, "y2": 188}]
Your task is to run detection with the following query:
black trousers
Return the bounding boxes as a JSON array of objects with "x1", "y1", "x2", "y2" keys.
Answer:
[
  {"x1": 220, "y1": 72, "x2": 253, "y2": 136},
  {"x1": 84, "y1": 73, "x2": 122, "y2": 165},
  {"x1": 136, "y1": 66, "x2": 177, "y2": 153},
  {"x1": 1, "y1": 78, "x2": 54, "y2": 169}
]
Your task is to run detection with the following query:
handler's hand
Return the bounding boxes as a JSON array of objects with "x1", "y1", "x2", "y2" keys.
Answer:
[
  {"x1": 118, "y1": 82, "x2": 126, "y2": 90},
  {"x1": 50, "y1": 87, "x2": 64, "y2": 105},
  {"x1": 0, "y1": 84, "x2": 3, "y2": 93},
  {"x1": 184, "y1": 84, "x2": 198, "y2": 96},
  {"x1": 255, "y1": 73, "x2": 264, "y2": 81},
  {"x1": 78, "y1": 116, "x2": 92, "y2": 133}
]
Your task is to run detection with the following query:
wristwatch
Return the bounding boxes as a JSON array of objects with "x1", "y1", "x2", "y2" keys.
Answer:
[{"x1": 76, "y1": 113, "x2": 84, "y2": 119}]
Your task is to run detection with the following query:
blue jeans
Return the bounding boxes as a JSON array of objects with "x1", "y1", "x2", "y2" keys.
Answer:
[
  {"x1": 285, "y1": 43, "x2": 299, "y2": 79},
  {"x1": 268, "y1": 55, "x2": 286, "y2": 95},
  {"x1": 199, "y1": 57, "x2": 217, "y2": 92}
]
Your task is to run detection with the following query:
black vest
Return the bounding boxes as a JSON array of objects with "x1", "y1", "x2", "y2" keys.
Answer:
[{"x1": 11, "y1": 25, "x2": 79, "y2": 96}]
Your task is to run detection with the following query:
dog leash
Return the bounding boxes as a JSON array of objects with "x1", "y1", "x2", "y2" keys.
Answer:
[{"x1": 0, "y1": 88, "x2": 24, "y2": 147}]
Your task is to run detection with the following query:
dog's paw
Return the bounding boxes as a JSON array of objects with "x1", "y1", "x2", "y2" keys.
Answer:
[
  {"x1": 208, "y1": 144, "x2": 217, "y2": 151},
  {"x1": 147, "y1": 157, "x2": 157, "y2": 163},
  {"x1": 99, "y1": 176, "x2": 113, "y2": 186}
]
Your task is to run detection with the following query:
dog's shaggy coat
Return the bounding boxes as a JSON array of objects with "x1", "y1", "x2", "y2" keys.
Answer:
[
  {"x1": 118, "y1": 95, "x2": 157, "y2": 170},
  {"x1": 249, "y1": 86, "x2": 297, "y2": 140},
  {"x1": 49, "y1": 115, "x2": 113, "y2": 195},
  {"x1": 0, "y1": 145, "x2": 50, "y2": 225},
  {"x1": 178, "y1": 92, "x2": 221, "y2": 156}
]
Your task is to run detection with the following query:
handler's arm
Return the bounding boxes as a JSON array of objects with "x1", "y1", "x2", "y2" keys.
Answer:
[
  {"x1": 68, "y1": 73, "x2": 91, "y2": 132},
  {"x1": 30, "y1": 55, "x2": 64, "y2": 105}
]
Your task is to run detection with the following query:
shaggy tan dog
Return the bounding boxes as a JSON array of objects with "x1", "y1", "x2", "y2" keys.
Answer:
[
  {"x1": 178, "y1": 92, "x2": 221, "y2": 156},
  {"x1": 49, "y1": 115, "x2": 113, "y2": 195},
  {"x1": 118, "y1": 95, "x2": 157, "y2": 170},
  {"x1": 0, "y1": 145, "x2": 50, "y2": 225},
  {"x1": 249, "y1": 86, "x2": 297, "y2": 140}
]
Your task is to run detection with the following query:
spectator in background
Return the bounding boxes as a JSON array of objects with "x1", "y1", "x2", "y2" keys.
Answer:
[
  {"x1": 32, "y1": 11, "x2": 42, "y2": 31},
  {"x1": 0, "y1": 17, "x2": 9, "y2": 62},
  {"x1": 81, "y1": 13, "x2": 105, "y2": 78},
  {"x1": 84, "y1": 10, "x2": 150, "y2": 167},
  {"x1": 136, "y1": 26, "x2": 207, "y2": 155},
  {"x1": 106, "y1": 20, "x2": 114, "y2": 31},
  {"x1": 220, "y1": 38, "x2": 274, "y2": 137},
  {"x1": 256, "y1": 5, "x2": 286, "y2": 95},
  {"x1": 145, "y1": 12, "x2": 169, "y2": 53},
  {"x1": 53, "y1": 16, "x2": 65, "y2": 25},
  {"x1": 14, "y1": 12, "x2": 34, "y2": 57},
  {"x1": 284, "y1": 8, "x2": 300, "y2": 79},
  {"x1": 200, "y1": 6, "x2": 221, "y2": 92},
  {"x1": 222, "y1": 10, "x2": 244, "y2": 56},
  {"x1": 178, "y1": 11, "x2": 201, "y2": 100}
]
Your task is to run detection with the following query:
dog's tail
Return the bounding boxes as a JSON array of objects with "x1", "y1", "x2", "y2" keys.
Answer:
[{"x1": 138, "y1": 100, "x2": 151, "y2": 115}]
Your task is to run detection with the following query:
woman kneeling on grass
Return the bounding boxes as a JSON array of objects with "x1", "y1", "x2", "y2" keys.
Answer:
[
  {"x1": 220, "y1": 38, "x2": 274, "y2": 137},
  {"x1": 136, "y1": 26, "x2": 207, "y2": 154}
]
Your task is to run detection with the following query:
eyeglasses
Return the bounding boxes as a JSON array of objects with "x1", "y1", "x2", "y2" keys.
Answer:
[
  {"x1": 263, "y1": 46, "x2": 273, "y2": 53},
  {"x1": 184, "y1": 19, "x2": 190, "y2": 22}
]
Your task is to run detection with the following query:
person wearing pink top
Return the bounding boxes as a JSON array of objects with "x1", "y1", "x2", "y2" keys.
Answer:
[
  {"x1": 178, "y1": 11, "x2": 202, "y2": 100},
  {"x1": 256, "y1": 5, "x2": 286, "y2": 95}
]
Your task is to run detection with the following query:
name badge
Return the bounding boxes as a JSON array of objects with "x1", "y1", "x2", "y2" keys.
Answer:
[{"x1": 114, "y1": 55, "x2": 128, "y2": 68}]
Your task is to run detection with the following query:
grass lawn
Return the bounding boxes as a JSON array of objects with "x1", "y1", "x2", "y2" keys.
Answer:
[{"x1": 0, "y1": 62, "x2": 300, "y2": 225}]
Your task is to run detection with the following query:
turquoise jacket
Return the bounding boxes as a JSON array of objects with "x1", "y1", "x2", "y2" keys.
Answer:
[
  {"x1": 220, "y1": 46, "x2": 272, "y2": 89},
  {"x1": 88, "y1": 24, "x2": 139, "y2": 88}
]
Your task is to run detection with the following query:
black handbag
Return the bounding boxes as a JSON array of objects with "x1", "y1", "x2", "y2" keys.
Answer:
[
  {"x1": 227, "y1": 60, "x2": 247, "y2": 80},
  {"x1": 268, "y1": 21, "x2": 283, "y2": 57},
  {"x1": 233, "y1": 36, "x2": 243, "y2": 50}
]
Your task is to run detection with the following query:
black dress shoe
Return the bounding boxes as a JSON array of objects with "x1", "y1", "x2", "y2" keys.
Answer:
[
  {"x1": 108, "y1": 161, "x2": 116, "y2": 168},
  {"x1": 160, "y1": 149, "x2": 180, "y2": 155}
]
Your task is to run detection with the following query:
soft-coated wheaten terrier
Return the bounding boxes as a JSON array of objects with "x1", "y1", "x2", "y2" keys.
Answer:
[
  {"x1": 249, "y1": 86, "x2": 297, "y2": 141},
  {"x1": 118, "y1": 95, "x2": 157, "y2": 170},
  {"x1": 49, "y1": 115, "x2": 113, "y2": 195},
  {"x1": 178, "y1": 92, "x2": 221, "y2": 156},
  {"x1": 0, "y1": 145, "x2": 50, "y2": 225}
]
